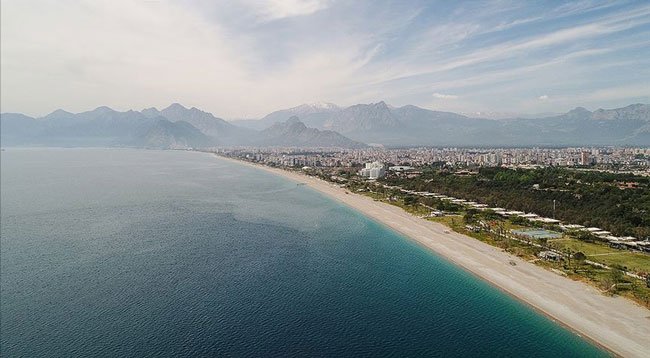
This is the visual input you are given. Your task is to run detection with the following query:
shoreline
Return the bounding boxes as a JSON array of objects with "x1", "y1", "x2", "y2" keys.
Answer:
[{"x1": 217, "y1": 155, "x2": 650, "y2": 358}]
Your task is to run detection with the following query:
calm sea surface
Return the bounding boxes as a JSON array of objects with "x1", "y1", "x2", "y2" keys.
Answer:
[{"x1": 1, "y1": 148, "x2": 607, "y2": 357}]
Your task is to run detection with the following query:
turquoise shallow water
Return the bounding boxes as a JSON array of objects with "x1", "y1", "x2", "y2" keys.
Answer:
[{"x1": 1, "y1": 148, "x2": 608, "y2": 357}]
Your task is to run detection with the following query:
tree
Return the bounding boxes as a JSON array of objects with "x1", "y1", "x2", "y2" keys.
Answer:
[
  {"x1": 573, "y1": 231, "x2": 596, "y2": 243},
  {"x1": 574, "y1": 251, "x2": 586, "y2": 263},
  {"x1": 509, "y1": 216, "x2": 529, "y2": 226},
  {"x1": 482, "y1": 210, "x2": 501, "y2": 220},
  {"x1": 464, "y1": 208, "x2": 479, "y2": 223},
  {"x1": 403, "y1": 195, "x2": 418, "y2": 206}
]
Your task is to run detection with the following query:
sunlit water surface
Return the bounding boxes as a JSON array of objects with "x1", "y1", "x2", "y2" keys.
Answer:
[{"x1": 0, "y1": 148, "x2": 607, "y2": 357}]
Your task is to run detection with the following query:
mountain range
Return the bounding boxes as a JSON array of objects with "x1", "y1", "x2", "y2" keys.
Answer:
[
  {"x1": 1, "y1": 105, "x2": 213, "y2": 148},
  {"x1": 2, "y1": 102, "x2": 648, "y2": 148},
  {"x1": 235, "y1": 102, "x2": 650, "y2": 146},
  {"x1": 0, "y1": 104, "x2": 362, "y2": 149}
]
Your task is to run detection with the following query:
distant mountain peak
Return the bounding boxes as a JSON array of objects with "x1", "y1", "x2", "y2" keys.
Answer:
[
  {"x1": 288, "y1": 102, "x2": 340, "y2": 113},
  {"x1": 591, "y1": 103, "x2": 649, "y2": 121},
  {"x1": 141, "y1": 107, "x2": 161, "y2": 119},
  {"x1": 44, "y1": 109, "x2": 74, "y2": 119},
  {"x1": 347, "y1": 101, "x2": 391, "y2": 110},
  {"x1": 398, "y1": 104, "x2": 421, "y2": 110},
  {"x1": 569, "y1": 106, "x2": 591, "y2": 114},
  {"x1": 356, "y1": 101, "x2": 390, "y2": 110},
  {"x1": 154, "y1": 102, "x2": 252, "y2": 142},
  {"x1": 325, "y1": 101, "x2": 400, "y2": 133},
  {"x1": 260, "y1": 115, "x2": 364, "y2": 148},
  {"x1": 163, "y1": 103, "x2": 214, "y2": 117},
  {"x1": 266, "y1": 116, "x2": 307, "y2": 132},
  {"x1": 165, "y1": 103, "x2": 188, "y2": 111},
  {"x1": 187, "y1": 106, "x2": 213, "y2": 116},
  {"x1": 305, "y1": 102, "x2": 339, "y2": 110},
  {"x1": 243, "y1": 102, "x2": 342, "y2": 130},
  {"x1": 92, "y1": 106, "x2": 115, "y2": 113}
]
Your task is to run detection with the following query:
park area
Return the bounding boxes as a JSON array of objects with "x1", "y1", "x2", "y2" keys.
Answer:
[{"x1": 548, "y1": 237, "x2": 650, "y2": 275}]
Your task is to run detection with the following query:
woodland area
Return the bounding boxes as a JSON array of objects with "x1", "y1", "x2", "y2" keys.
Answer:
[{"x1": 384, "y1": 167, "x2": 650, "y2": 238}]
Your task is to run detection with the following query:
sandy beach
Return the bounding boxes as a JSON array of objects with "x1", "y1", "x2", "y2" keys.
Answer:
[{"x1": 219, "y1": 155, "x2": 650, "y2": 357}]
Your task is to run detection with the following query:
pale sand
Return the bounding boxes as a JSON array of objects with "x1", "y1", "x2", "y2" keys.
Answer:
[{"x1": 219, "y1": 156, "x2": 650, "y2": 357}]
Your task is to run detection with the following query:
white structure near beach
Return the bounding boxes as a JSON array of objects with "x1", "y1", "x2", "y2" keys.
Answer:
[{"x1": 360, "y1": 161, "x2": 386, "y2": 179}]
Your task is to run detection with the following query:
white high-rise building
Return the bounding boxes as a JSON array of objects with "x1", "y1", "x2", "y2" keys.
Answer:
[{"x1": 359, "y1": 161, "x2": 386, "y2": 179}]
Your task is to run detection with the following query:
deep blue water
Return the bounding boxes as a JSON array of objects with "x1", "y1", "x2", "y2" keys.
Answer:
[{"x1": 1, "y1": 148, "x2": 607, "y2": 357}]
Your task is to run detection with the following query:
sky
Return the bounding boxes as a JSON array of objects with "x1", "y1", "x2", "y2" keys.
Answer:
[{"x1": 1, "y1": 0, "x2": 650, "y2": 119}]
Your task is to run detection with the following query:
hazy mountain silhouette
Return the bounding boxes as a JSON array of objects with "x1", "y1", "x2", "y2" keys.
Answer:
[
  {"x1": 143, "y1": 103, "x2": 255, "y2": 144},
  {"x1": 2, "y1": 102, "x2": 648, "y2": 148},
  {"x1": 247, "y1": 102, "x2": 650, "y2": 146},
  {"x1": 1, "y1": 107, "x2": 213, "y2": 148},
  {"x1": 259, "y1": 116, "x2": 366, "y2": 148}
]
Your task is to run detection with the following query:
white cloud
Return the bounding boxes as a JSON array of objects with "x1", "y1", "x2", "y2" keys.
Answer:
[
  {"x1": 375, "y1": 4, "x2": 650, "y2": 86},
  {"x1": 538, "y1": 95, "x2": 549, "y2": 100},
  {"x1": 407, "y1": 47, "x2": 613, "y2": 95},
  {"x1": 432, "y1": 93, "x2": 459, "y2": 99},
  {"x1": 244, "y1": 0, "x2": 331, "y2": 21},
  {"x1": 0, "y1": 0, "x2": 362, "y2": 118},
  {"x1": 1, "y1": 1, "x2": 647, "y2": 117},
  {"x1": 487, "y1": 16, "x2": 543, "y2": 33}
]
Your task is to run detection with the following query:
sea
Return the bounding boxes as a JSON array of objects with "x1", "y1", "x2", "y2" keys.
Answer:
[{"x1": 0, "y1": 148, "x2": 608, "y2": 357}]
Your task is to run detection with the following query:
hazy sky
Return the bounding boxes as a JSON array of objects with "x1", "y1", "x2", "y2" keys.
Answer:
[{"x1": 2, "y1": 0, "x2": 649, "y2": 118}]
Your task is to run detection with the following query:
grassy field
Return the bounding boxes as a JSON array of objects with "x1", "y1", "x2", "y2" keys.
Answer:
[{"x1": 549, "y1": 238, "x2": 650, "y2": 274}]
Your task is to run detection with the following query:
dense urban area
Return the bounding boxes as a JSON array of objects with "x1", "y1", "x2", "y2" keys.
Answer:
[
  {"x1": 216, "y1": 146, "x2": 650, "y2": 173},
  {"x1": 213, "y1": 146, "x2": 650, "y2": 307}
]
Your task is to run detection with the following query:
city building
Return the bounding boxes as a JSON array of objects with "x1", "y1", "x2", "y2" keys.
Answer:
[{"x1": 360, "y1": 161, "x2": 386, "y2": 179}]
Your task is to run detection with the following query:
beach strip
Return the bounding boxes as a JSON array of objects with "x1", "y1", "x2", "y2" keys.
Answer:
[{"x1": 219, "y1": 155, "x2": 650, "y2": 358}]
